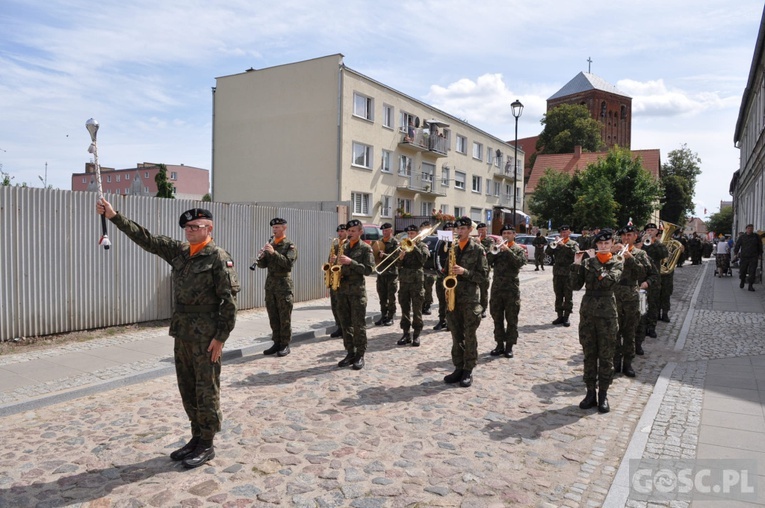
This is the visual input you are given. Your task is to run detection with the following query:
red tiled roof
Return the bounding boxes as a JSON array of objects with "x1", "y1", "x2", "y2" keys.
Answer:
[{"x1": 526, "y1": 148, "x2": 661, "y2": 193}]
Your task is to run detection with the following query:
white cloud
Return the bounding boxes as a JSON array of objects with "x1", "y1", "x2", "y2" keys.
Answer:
[{"x1": 618, "y1": 78, "x2": 734, "y2": 117}]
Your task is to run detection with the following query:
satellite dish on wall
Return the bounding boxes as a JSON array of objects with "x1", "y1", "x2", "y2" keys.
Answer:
[{"x1": 414, "y1": 117, "x2": 420, "y2": 128}]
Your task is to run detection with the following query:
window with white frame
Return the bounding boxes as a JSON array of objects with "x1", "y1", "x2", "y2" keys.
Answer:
[
  {"x1": 471, "y1": 175, "x2": 481, "y2": 193},
  {"x1": 170, "y1": 172, "x2": 177, "y2": 180},
  {"x1": 144, "y1": 171, "x2": 149, "y2": 178},
  {"x1": 470, "y1": 207, "x2": 482, "y2": 221},
  {"x1": 382, "y1": 104, "x2": 393, "y2": 129},
  {"x1": 353, "y1": 93, "x2": 373, "y2": 121},
  {"x1": 420, "y1": 201, "x2": 434, "y2": 217},
  {"x1": 352, "y1": 142, "x2": 373, "y2": 169},
  {"x1": 494, "y1": 150, "x2": 502, "y2": 168},
  {"x1": 399, "y1": 111, "x2": 416, "y2": 132},
  {"x1": 441, "y1": 167, "x2": 450, "y2": 186},
  {"x1": 485, "y1": 210, "x2": 492, "y2": 223},
  {"x1": 124, "y1": 188, "x2": 130, "y2": 195},
  {"x1": 455, "y1": 171, "x2": 466, "y2": 190},
  {"x1": 125, "y1": 173, "x2": 130, "y2": 180},
  {"x1": 115, "y1": 188, "x2": 120, "y2": 194},
  {"x1": 399, "y1": 155, "x2": 412, "y2": 176},
  {"x1": 381, "y1": 195, "x2": 392, "y2": 217},
  {"x1": 487, "y1": 148, "x2": 493, "y2": 165},
  {"x1": 422, "y1": 162, "x2": 435, "y2": 183},
  {"x1": 381, "y1": 150, "x2": 392, "y2": 173},
  {"x1": 82, "y1": 177, "x2": 86, "y2": 183},
  {"x1": 454, "y1": 206, "x2": 464, "y2": 217},
  {"x1": 493, "y1": 181, "x2": 500, "y2": 197},
  {"x1": 486, "y1": 177, "x2": 492, "y2": 195},
  {"x1": 440, "y1": 204, "x2": 449, "y2": 215},
  {"x1": 472, "y1": 142, "x2": 483, "y2": 161},
  {"x1": 352, "y1": 192, "x2": 371, "y2": 215},
  {"x1": 397, "y1": 198, "x2": 411, "y2": 214},
  {"x1": 456, "y1": 135, "x2": 467, "y2": 154},
  {"x1": 505, "y1": 183, "x2": 512, "y2": 199},
  {"x1": 106, "y1": 175, "x2": 111, "y2": 183},
  {"x1": 116, "y1": 175, "x2": 121, "y2": 182}
]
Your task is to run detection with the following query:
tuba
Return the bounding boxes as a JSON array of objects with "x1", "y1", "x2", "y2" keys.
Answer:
[
  {"x1": 442, "y1": 241, "x2": 458, "y2": 311},
  {"x1": 659, "y1": 221, "x2": 684, "y2": 275}
]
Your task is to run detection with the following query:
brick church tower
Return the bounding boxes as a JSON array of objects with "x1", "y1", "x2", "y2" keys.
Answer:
[{"x1": 547, "y1": 72, "x2": 632, "y2": 149}]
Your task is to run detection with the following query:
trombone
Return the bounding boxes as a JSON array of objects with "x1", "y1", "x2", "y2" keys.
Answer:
[{"x1": 375, "y1": 222, "x2": 441, "y2": 274}]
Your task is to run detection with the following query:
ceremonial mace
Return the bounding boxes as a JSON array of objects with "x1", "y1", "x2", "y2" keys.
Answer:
[{"x1": 86, "y1": 118, "x2": 111, "y2": 250}]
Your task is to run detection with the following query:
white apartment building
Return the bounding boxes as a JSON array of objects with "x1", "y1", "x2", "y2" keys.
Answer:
[{"x1": 212, "y1": 54, "x2": 524, "y2": 227}]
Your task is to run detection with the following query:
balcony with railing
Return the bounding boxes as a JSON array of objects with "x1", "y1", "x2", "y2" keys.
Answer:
[
  {"x1": 494, "y1": 161, "x2": 522, "y2": 181},
  {"x1": 396, "y1": 171, "x2": 446, "y2": 197},
  {"x1": 398, "y1": 128, "x2": 448, "y2": 157}
]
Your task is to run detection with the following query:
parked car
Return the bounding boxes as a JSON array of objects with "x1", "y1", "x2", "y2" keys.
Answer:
[{"x1": 361, "y1": 223, "x2": 383, "y2": 244}]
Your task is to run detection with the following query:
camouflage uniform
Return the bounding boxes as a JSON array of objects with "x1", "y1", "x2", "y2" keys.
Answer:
[
  {"x1": 545, "y1": 238, "x2": 579, "y2": 316},
  {"x1": 434, "y1": 238, "x2": 451, "y2": 326},
  {"x1": 397, "y1": 241, "x2": 429, "y2": 335},
  {"x1": 614, "y1": 248, "x2": 655, "y2": 365},
  {"x1": 532, "y1": 235, "x2": 547, "y2": 269},
  {"x1": 109, "y1": 213, "x2": 240, "y2": 442},
  {"x1": 446, "y1": 239, "x2": 488, "y2": 371},
  {"x1": 337, "y1": 240, "x2": 375, "y2": 356},
  {"x1": 422, "y1": 263, "x2": 437, "y2": 313},
  {"x1": 641, "y1": 241, "x2": 668, "y2": 333},
  {"x1": 570, "y1": 255, "x2": 623, "y2": 391},
  {"x1": 256, "y1": 237, "x2": 297, "y2": 348},
  {"x1": 659, "y1": 271, "x2": 674, "y2": 317},
  {"x1": 487, "y1": 242, "x2": 526, "y2": 349},
  {"x1": 375, "y1": 238, "x2": 399, "y2": 322},
  {"x1": 479, "y1": 236, "x2": 493, "y2": 312}
]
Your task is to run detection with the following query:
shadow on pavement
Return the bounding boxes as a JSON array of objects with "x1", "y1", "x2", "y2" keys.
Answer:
[
  {"x1": 337, "y1": 381, "x2": 452, "y2": 407},
  {"x1": 482, "y1": 406, "x2": 587, "y2": 440}
]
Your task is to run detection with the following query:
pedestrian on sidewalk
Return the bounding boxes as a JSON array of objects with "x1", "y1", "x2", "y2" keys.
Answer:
[
  {"x1": 733, "y1": 224, "x2": 762, "y2": 291},
  {"x1": 571, "y1": 229, "x2": 623, "y2": 414},
  {"x1": 96, "y1": 198, "x2": 240, "y2": 469},
  {"x1": 255, "y1": 217, "x2": 298, "y2": 357}
]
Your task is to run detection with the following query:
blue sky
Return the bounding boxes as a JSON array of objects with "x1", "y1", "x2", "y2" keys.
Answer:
[{"x1": 1, "y1": 0, "x2": 762, "y2": 219}]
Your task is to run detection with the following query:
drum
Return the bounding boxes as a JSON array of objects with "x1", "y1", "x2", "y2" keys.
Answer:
[{"x1": 638, "y1": 289, "x2": 648, "y2": 315}]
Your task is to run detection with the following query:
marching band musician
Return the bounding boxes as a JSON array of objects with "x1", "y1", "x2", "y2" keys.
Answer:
[
  {"x1": 396, "y1": 224, "x2": 430, "y2": 347},
  {"x1": 329, "y1": 224, "x2": 348, "y2": 338},
  {"x1": 571, "y1": 228, "x2": 623, "y2": 413},
  {"x1": 256, "y1": 218, "x2": 298, "y2": 357},
  {"x1": 420, "y1": 220, "x2": 437, "y2": 316},
  {"x1": 532, "y1": 231, "x2": 547, "y2": 271},
  {"x1": 477, "y1": 222, "x2": 492, "y2": 318},
  {"x1": 486, "y1": 224, "x2": 526, "y2": 358},
  {"x1": 433, "y1": 221, "x2": 454, "y2": 331},
  {"x1": 443, "y1": 217, "x2": 488, "y2": 388},
  {"x1": 374, "y1": 223, "x2": 398, "y2": 327},
  {"x1": 640, "y1": 223, "x2": 668, "y2": 341},
  {"x1": 545, "y1": 225, "x2": 580, "y2": 327},
  {"x1": 334, "y1": 219, "x2": 375, "y2": 370},
  {"x1": 612, "y1": 225, "x2": 655, "y2": 378}
]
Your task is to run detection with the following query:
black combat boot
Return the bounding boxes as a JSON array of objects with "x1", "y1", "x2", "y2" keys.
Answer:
[
  {"x1": 434, "y1": 320, "x2": 446, "y2": 331},
  {"x1": 170, "y1": 436, "x2": 200, "y2": 461},
  {"x1": 412, "y1": 332, "x2": 421, "y2": 347},
  {"x1": 490, "y1": 344, "x2": 505, "y2": 356},
  {"x1": 351, "y1": 354, "x2": 365, "y2": 370},
  {"x1": 613, "y1": 356, "x2": 622, "y2": 374},
  {"x1": 598, "y1": 389, "x2": 610, "y2": 413},
  {"x1": 552, "y1": 312, "x2": 565, "y2": 325},
  {"x1": 397, "y1": 332, "x2": 412, "y2": 345},
  {"x1": 422, "y1": 305, "x2": 432, "y2": 315},
  {"x1": 622, "y1": 360, "x2": 636, "y2": 378},
  {"x1": 647, "y1": 326, "x2": 657, "y2": 339},
  {"x1": 182, "y1": 439, "x2": 215, "y2": 469},
  {"x1": 459, "y1": 369, "x2": 473, "y2": 387},
  {"x1": 337, "y1": 352, "x2": 355, "y2": 367},
  {"x1": 263, "y1": 344, "x2": 279, "y2": 355},
  {"x1": 749, "y1": 284, "x2": 756, "y2": 292},
  {"x1": 374, "y1": 317, "x2": 384, "y2": 326},
  {"x1": 579, "y1": 389, "x2": 597, "y2": 409},
  {"x1": 660, "y1": 312, "x2": 670, "y2": 323},
  {"x1": 740, "y1": 280, "x2": 746, "y2": 289},
  {"x1": 330, "y1": 327, "x2": 343, "y2": 338},
  {"x1": 277, "y1": 345, "x2": 291, "y2": 357},
  {"x1": 444, "y1": 368, "x2": 463, "y2": 384},
  {"x1": 503, "y1": 345, "x2": 514, "y2": 358},
  {"x1": 635, "y1": 344, "x2": 645, "y2": 355},
  {"x1": 562, "y1": 312, "x2": 571, "y2": 327}
]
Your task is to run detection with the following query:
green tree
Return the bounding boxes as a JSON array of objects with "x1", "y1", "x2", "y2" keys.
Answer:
[
  {"x1": 573, "y1": 175, "x2": 618, "y2": 229},
  {"x1": 528, "y1": 168, "x2": 576, "y2": 228},
  {"x1": 706, "y1": 206, "x2": 734, "y2": 236},
  {"x1": 536, "y1": 103, "x2": 604, "y2": 155},
  {"x1": 202, "y1": 193, "x2": 212, "y2": 202},
  {"x1": 154, "y1": 163, "x2": 175, "y2": 199},
  {"x1": 661, "y1": 144, "x2": 701, "y2": 222}
]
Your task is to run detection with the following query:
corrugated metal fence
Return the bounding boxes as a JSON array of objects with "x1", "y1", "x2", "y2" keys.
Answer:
[{"x1": 0, "y1": 187, "x2": 336, "y2": 341}]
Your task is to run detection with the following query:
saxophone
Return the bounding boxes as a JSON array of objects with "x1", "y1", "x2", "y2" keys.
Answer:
[
  {"x1": 330, "y1": 239, "x2": 345, "y2": 290},
  {"x1": 322, "y1": 238, "x2": 337, "y2": 288},
  {"x1": 442, "y1": 241, "x2": 458, "y2": 311}
]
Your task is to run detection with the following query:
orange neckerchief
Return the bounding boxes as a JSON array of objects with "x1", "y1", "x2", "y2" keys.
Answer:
[
  {"x1": 561, "y1": 237, "x2": 570, "y2": 244},
  {"x1": 507, "y1": 241, "x2": 515, "y2": 248},
  {"x1": 349, "y1": 239, "x2": 359, "y2": 248},
  {"x1": 189, "y1": 237, "x2": 212, "y2": 257},
  {"x1": 596, "y1": 252, "x2": 613, "y2": 264},
  {"x1": 459, "y1": 238, "x2": 469, "y2": 250},
  {"x1": 273, "y1": 236, "x2": 285, "y2": 245}
]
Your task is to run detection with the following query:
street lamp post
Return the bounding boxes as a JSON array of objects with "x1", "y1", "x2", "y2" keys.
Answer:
[{"x1": 511, "y1": 99, "x2": 523, "y2": 231}]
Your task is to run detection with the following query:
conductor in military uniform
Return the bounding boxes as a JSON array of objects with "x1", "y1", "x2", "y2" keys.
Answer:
[
  {"x1": 374, "y1": 222, "x2": 398, "y2": 326},
  {"x1": 545, "y1": 225, "x2": 579, "y2": 326},
  {"x1": 255, "y1": 217, "x2": 298, "y2": 357},
  {"x1": 486, "y1": 224, "x2": 526, "y2": 358},
  {"x1": 444, "y1": 217, "x2": 488, "y2": 388},
  {"x1": 96, "y1": 198, "x2": 240, "y2": 468},
  {"x1": 334, "y1": 219, "x2": 375, "y2": 370},
  {"x1": 396, "y1": 224, "x2": 429, "y2": 346},
  {"x1": 571, "y1": 229, "x2": 623, "y2": 413}
]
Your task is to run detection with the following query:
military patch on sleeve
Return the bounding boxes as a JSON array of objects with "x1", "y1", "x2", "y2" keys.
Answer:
[
  {"x1": 289, "y1": 245, "x2": 296, "y2": 250},
  {"x1": 226, "y1": 260, "x2": 234, "y2": 267}
]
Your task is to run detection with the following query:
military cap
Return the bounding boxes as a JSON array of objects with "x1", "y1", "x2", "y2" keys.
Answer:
[
  {"x1": 582, "y1": 226, "x2": 591, "y2": 231},
  {"x1": 558, "y1": 225, "x2": 570, "y2": 231},
  {"x1": 621, "y1": 224, "x2": 637, "y2": 234},
  {"x1": 269, "y1": 217, "x2": 287, "y2": 226},
  {"x1": 336, "y1": 224, "x2": 347, "y2": 232},
  {"x1": 443, "y1": 221, "x2": 455, "y2": 229},
  {"x1": 455, "y1": 216, "x2": 472, "y2": 227},
  {"x1": 476, "y1": 222, "x2": 487, "y2": 229},
  {"x1": 593, "y1": 229, "x2": 614, "y2": 242},
  {"x1": 644, "y1": 223, "x2": 658, "y2": 230},
  {"x1": 746, "y1": 223, "x2": 754, "y2": 229},
  {"x1": 501, "y1": 224, "x2": 515, "y2": 232},
  {"x1": 404, "y1": 224, "x2": 418, "y2": 232},
  {"x1": 380, "y1": 222, "x2": 393, "y2": 230},
  {"x1": 179, "y1": 208, "x2": 213, "y2": 228},
  {"x1": 346, "y1": 219, "x2": 362, "y2": 228},
  {"x1": 420, "y1": 220, "x2": 431, "y2": 228}
]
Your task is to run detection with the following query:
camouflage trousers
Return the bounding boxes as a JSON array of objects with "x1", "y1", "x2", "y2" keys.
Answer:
[
  {"x1": 337, "y1": 291, "x2": 368, "y2": 355},
  {"x1": 265, "y1": 290, "x2": 293, "y2": 347},
  {"x1": 423, "y1": 272, "x2": 436, "y2": 308},
  {"x1": 578, "y1": 314, "x2": 618, "y2": 391},
  {"x1": 659, "y1": 272, "x2": 674, "y2": 314},
  {"x1": 615, "y1": 291, "x2": 640, "y2": 362},
  {"x1": 435, "y1": 276, "x2": 447, "y2": 322},
  {"x1": 174, "y1": 337, "x2": 222, "y2": 441},
  {"x1": 446, "y1": 304, "x2": 482, "y2": 371},
  {"x1": 480, "y1": 271, "x2": 490, "y2": 312},
  {"x1": 399, "y1": 282, "x2": 424, "y2": 333},
  {"x1": 553, "y1": 273, "x2": 574, "y2": 314},
  {"x1": 643, "y1": 275, "x2": 661, "y2": 328},
  {"x1": 376, "y1": 274, "x2": 398, "y2": 321},
  {"x1": 330, "y1": 289, "x2": 340, "y2": 328},
  {"x1": 534, "y1": 251, "x2": 545, "y2": 269},
  {"x1": 489, "y1": 290, "x2": 520, "y2": 346}
]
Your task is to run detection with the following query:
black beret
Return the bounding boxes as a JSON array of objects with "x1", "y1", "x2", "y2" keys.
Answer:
[
  {"x1": 558, "y1": 225, "x2": 570, "y2": 231},
  {"x1": 336, "y1": 224, "x2": 347, "y2": 232},
  {"x1": 179, "y1": 208, "x2": 213, "y2": 228},
  {"x1": 582, "y1": 226, "x2": 591, "y2": 231},
  {"x1": 644, "y1": 223, "x2": 657, "y2": 230},
  {"x1": 455, "y1": 216, "x2": 472, "y2": 227},
  {"x1": 420, "y1": 220, "x2": 431, "y2": 227},
  {"x1": 270, "y1": 217, "x2": 287, "y2": 226},
  {"x1": 443, "y1": 221, "x2": 455, "y2": 229},
  {"x1": 621, "y1": 224, "x2": 637, "y2": 233},
  {"x1": 380, "y1": 223, "x2": 393, "y2": 230},
  {"x1": 346, "y1": 219, "x2": 362, "y2": 229},
  {"x1": 501, "y1": 224, "x2": 515, "y2": 232},
  {"x1": 746, "y1": 223, "x2": 754, "y2": 228},
  {"x1": 476, "y1": 222, "x2": 487, "y2": 229},
  {"x1": 404, "y1": 224, "x2": 418, "y2": 232},
  {"x1": 594, "y1": 229, "x2": 614, "y2": 242}
]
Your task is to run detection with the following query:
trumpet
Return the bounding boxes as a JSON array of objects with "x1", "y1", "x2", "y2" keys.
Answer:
[
  {"x1": 489, "y1": 237, "x2": 508, "y2": 254},
  {"x1": 643, "y1": 236, "x2": 652, "y2": 246},
  {"x1": 250, "y1": 236, "x2": 274, "y2": 270},
  {"x1": 614, "y1": 243, "x2": 630, "y2": 262},
  {"x1": 549, "y1": 236, "x2": 561, "y2": 249}
]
